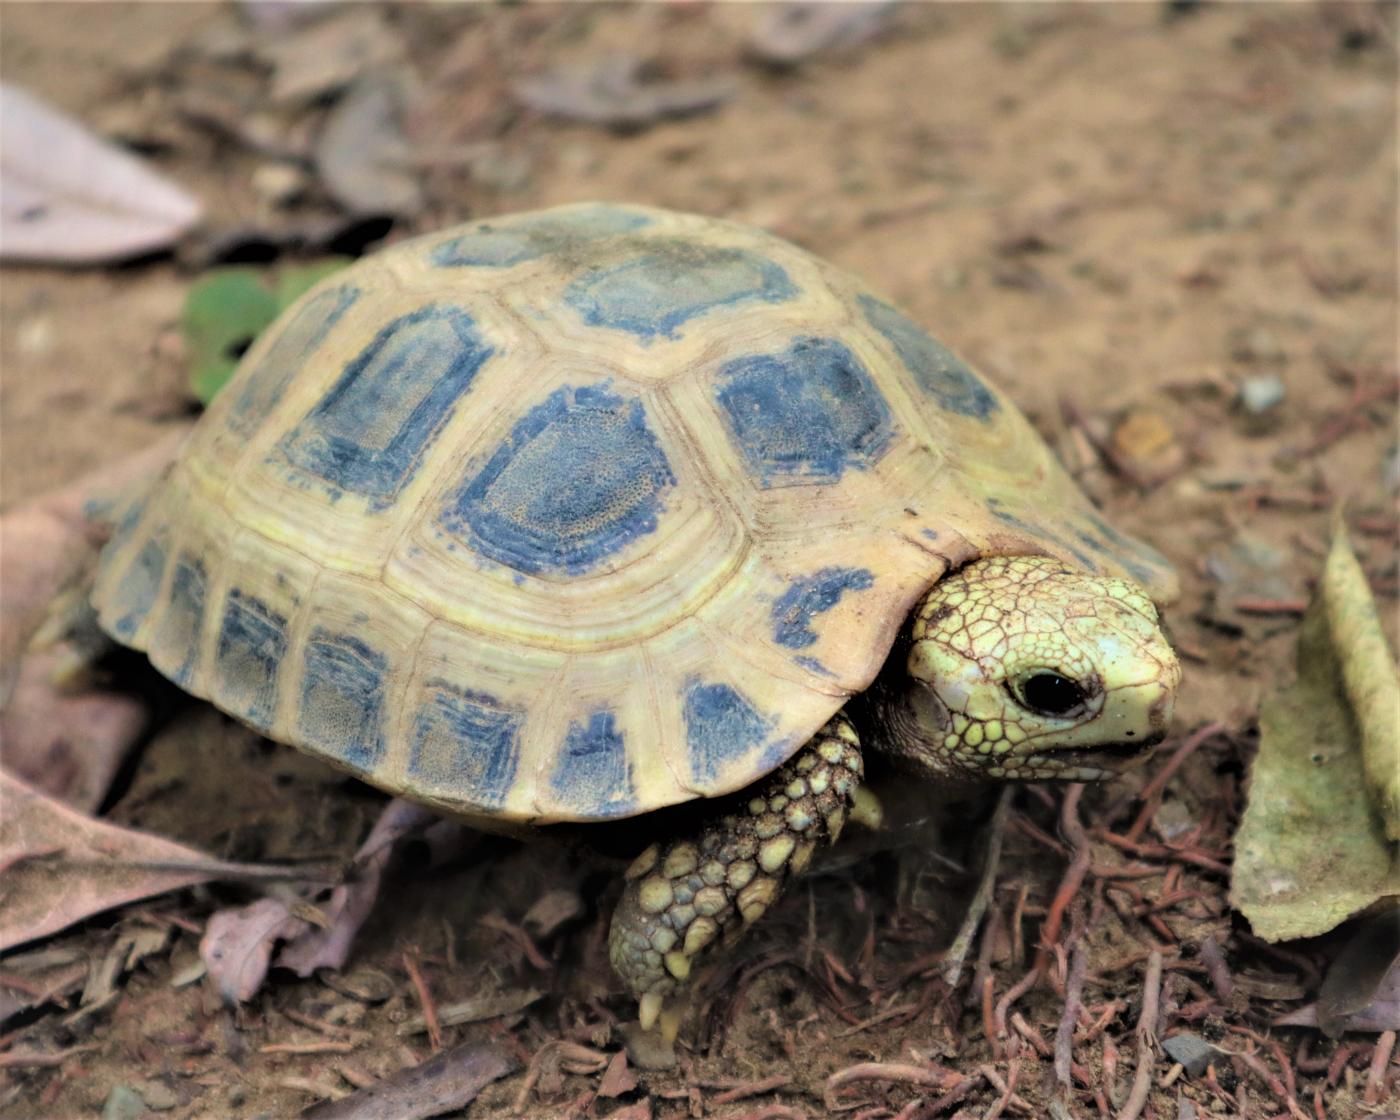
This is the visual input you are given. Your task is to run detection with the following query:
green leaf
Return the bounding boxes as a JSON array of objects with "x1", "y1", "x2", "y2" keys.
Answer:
[
  {"x1": 183, "y1": 260, "x2": 351, "y2": 406},
  {"x1": 276, "y1": 259, "x2": 355, "y2": 311},
  {"x1": 183, "y1": 269, "x2": 279, "y2": 406},
  {"x1": 1230, "y1": 517, "x2": 1400, "y2": 941}
]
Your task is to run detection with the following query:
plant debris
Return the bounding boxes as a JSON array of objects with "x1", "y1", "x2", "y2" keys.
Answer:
[
  {"x1": 313, "y1": 73, "x2": 425, "y2": 218},
  {"x1": 514, "y1": 55, "x2": 737, "y2": 130},
  {"x1": 0, "y1": 769, "x2": 326, "y2": 952},
  {"x1": 747, "y1": 2, "x2": 899, "y2": 68},
  {"x1": 0, "y1": 83, "x2": 202, "y2": 264},
  {"x1": 300, "y1": 1038, "x2": 516, "y2": 1120},
  {"x1": 1231, "y1": 518, "x2": 1400, "y2": 941}
]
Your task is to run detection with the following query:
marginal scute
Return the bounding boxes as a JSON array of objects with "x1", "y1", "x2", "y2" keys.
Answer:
[
  {"x1": 859, "y1": 293, "x2": 998, "y2": 421},
  {"x1": 278, "y1": 304, "x2": 495, "y2": 505},
  {"x1": 229, "y1": 285, "x2": 360, "y2": 435},
  {"x1": 298, "y1": 630, "x2": 389, "y2": 770},
  {"x1": 408, "y1": 683, "x2": 520, "y2": 808},
  {"x1": 551, "y1": 711, "x2": 635, "y2": 817},
  {"x1": 1083, "y1": 510, "x2": 1170, "y2": 587},
  {"x1": 716, "y1": 336, "x2": 893, "y2": 486},
  {"x1": 771, "y1": 567, "x2": 875, "y2": 649},
  {"x1": 563, "y1": 240, "x2": 797, "y2": 339},
  {"x1": 108, "y1": 536, "x2": 167, "y2": 640},
  {"x1": 213, "y1": 589, "x2": 288, "y2": 730},
  {"x1": 438, "y1": 384, "x2": 675, "y2": 576},
  {"x1": 151, "y1": 554, "x2": 207, "y2": 686},
  {"x1": 430, "y1": 205, "x2": 652, "y2": 268},
  {"x1": 682, "y1": 681, "x2": 774, "y2": 785},
  {"x1": 986, "y1": 498, "x2": 1100, "y2": 573}
]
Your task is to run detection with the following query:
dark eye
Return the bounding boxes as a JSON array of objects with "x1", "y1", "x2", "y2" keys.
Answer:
[{"x1": 1020, "y1": 672, "x2": 1086, "y2": 716}]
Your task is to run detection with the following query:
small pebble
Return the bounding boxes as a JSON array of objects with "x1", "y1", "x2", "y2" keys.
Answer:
[
  {"x1": 101, "y1": 1086, "x2": 146, "y2": 1120},
  {"x1": 138, "y1": 1080, "x2": 179, "y2": 1111},
  {"x1": 1238, "y1": 374, "x2": 1286, "y2": 414},
  {"x1": 1161, "y1": 1032, "x2": 1226, "y2": 1077}
]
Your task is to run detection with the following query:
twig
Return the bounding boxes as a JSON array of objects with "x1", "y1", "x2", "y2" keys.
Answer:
[
  {"x1": 824, "y1": 1062, "x2": 960, "y2": 1112},
  {"x1": 1115, "y1": 950, "x2": 1161, "y2": 1120},
  {"x1": 479, "y1": 913, "x2": 552, "y2": 970},
  {"x1": 1097, "y1": 832, "x2": 1230, "y2": 876},
  {"x1": 1365, "y1": 1031, "x2": 1397, "y2": 1107},
  {"x1": 731, "y1": 1107, "x2": 808, "y2": 1120},
  {"x1": 834, "y1": 1002, "x2": 919, "y2": 1038},
  {"x1": 1124, "y1": 723, "x2": 1224, "y2": 842},
  {"x1": 980, "y1": 1060, "x2": 1024, "y2": 1119},
  {"x1": 0, "y1": 1044, "x2": 97, "y2": 1068},
  {"x1": 993, "y1": 968, "x2": 1040, "y2": 1041},
  {"x1": 922, "y1": 1073, "x2": 985, "y2": 1116},
  {"x1": 281, "y1": 1007, "x2": 372, "y2": 1043},
  {"x1": 1054, "y1": 942, "x2": 1088, "y2": 1087},
  {"x1": 1198, "y1": 934, "x2": 1234, "y2": 1000},
  {"x1": 1037, "y1": 784, "x2": 1091, "y2": 975},
  {"x1": 1235, "y1": 1048, "x2": 1310, "y2": 1120},
  {"x1": 260, "y1": 1040, "x2": 358, "y2": 1055},
  {"x1": 711, "y1": 1074, "x2": 792, "y2": 1104},
  {"x1": 1010, "y1": 1013, "x2": 1052, "y2": 1058},
  {"x1": 945, "y1": 787, "x2": 1014, "y2": 988},
  {"x1": 402, "y1": 950, "x2": 441, "y2": 1052}
]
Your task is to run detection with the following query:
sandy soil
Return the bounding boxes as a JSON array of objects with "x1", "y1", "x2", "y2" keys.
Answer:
[{"x1": 1, "y1": 3, "x2": 1395, "y2": 1118}]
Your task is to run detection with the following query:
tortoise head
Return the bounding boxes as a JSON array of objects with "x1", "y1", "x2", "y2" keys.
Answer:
[{"x1": 897, "y1": 555, "x2": 1180, "y2": 782}]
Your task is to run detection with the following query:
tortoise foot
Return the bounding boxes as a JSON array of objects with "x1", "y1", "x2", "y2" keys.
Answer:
[{"x1": 609, "y1": 714, "x2": 863, "y2": 1005}]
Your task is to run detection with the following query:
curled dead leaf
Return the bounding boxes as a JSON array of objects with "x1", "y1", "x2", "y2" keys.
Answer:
[
  {"x1": 0, "y1": 768, "x2": 318, "y2": 953},
  {"x1": 0, "y1": 84, "x2": 202, "y2": 264}
]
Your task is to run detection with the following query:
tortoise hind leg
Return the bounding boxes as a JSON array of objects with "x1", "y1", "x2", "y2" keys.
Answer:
[{"x1": 609, "y1": 713, "x2": 864, "y2": 1030}]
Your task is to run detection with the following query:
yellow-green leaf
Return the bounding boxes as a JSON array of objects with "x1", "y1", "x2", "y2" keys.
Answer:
[
  {"x1": 1323, "y1": 515, "x2": 1400, "y2": 840},
  {"x1": 184, "y1": 259, "x2": 350, "y2": 405},
  {"x1": 1230, "y1": 519, "x2": 1400, "y2": 941}
]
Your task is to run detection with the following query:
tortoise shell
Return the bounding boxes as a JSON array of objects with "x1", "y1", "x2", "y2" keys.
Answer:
[{"x1": 90, "y1": 203, "x2": 1175, "y2": 824}]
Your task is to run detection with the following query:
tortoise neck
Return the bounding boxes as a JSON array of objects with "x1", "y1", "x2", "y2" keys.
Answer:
[{"x1": 847, "y1": 621, "x2": 985, "y2": 792}]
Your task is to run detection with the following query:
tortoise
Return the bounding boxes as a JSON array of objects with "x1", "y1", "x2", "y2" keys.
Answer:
[{"x1": 88, "y1": 202, "x2": 1181, "y2": 1028}]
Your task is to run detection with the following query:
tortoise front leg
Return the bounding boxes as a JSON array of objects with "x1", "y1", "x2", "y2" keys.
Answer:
[{"x1": 609, "y1": 714, "x2": 864, "y2": 1030}]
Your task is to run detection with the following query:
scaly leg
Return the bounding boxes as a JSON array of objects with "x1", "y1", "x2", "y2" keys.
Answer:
[{"x1": 609, "y1": 714, "x2": 864, "y2": 1030}]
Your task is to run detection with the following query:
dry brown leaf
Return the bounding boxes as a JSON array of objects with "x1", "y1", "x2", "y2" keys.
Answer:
[
  {"x1": 313, "y1": 73, "x2": 424, "y2": 217},
  {"x1": 0, "y1": 768, "x2": 331, "y2": 954},
  {"x1": 200, "y1": 898, "x2": 308, "y2": 1005},
  {"x1": 301, "y1": 1039, "x2": 516, "y2": 1120},
  {"x1": 200, "y1": 799, "x2": 437, "y2": 1003},
  {"x1": 0, "y1": 428, "x2": 189, "y2": 704},
  {"x1": 0, "y1": 647, "x2": 147, "y2": 813},
  {"x1": 0, "y1": 84, "x2": 202, "y2": 263},
  {"x1": 514, "y1": 55, "x2": 736, "y2": 130},
  {"x1": 276, "y1": 799, "x2": 436, "y2": 977},
  {"x1": 0, "y1": 769, "x2": 225, "y2": 952},
  {"x1": 597, "y1": 1050, "x2": 639, "y2": 1098},
  {"x1": 257, "y1": 7, "x2": 406, "y2": 104}
]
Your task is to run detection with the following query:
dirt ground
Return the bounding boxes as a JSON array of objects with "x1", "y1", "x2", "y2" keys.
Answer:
[{"x1": 1, "y1": 3, "x2": 1396, "y2": 1118}]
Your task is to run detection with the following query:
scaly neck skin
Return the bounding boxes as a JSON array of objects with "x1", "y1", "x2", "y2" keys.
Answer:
[{"x1": 848, "y1": 652, "x2": 985, "y2": 791}]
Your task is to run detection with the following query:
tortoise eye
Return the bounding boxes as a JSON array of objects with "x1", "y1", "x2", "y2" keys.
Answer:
[{"x1": 1018, "y1": 672, "x2": 1087, "y2": 717}]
